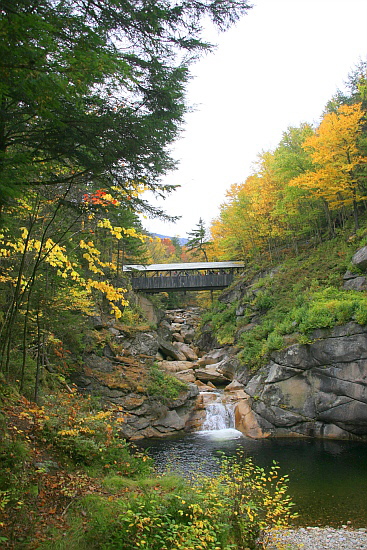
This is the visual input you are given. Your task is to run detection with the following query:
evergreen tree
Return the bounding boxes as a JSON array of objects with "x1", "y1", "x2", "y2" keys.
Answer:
[
  {"x1": 186, "y1": 218, "x2": 212, "y2": 261},
  {"x1": 0, "y1": 0, "x2": 251, "y2": 215}
]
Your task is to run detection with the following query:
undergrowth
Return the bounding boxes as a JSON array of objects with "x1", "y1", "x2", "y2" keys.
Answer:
[
  {"x1": 39, "y1": 454, "x2": 296, "y2": 550},
  {"x1": 0, "y1": 383, "x2": 297, "y2": 549}
]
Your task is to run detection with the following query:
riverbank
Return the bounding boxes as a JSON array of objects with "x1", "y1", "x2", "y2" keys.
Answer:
[{"x1": 266, "y1": 526, "x2": 367, "y2": 549}]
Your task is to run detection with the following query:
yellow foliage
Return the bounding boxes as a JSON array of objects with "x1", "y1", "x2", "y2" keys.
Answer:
[{"x1": 291, "y1": 102, "x2": 367, "y2": 209}]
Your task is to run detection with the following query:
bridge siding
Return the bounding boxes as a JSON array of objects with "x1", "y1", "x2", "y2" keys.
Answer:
[{"x1": 131, "y1": 273, "x2": 234, "y2": 292}]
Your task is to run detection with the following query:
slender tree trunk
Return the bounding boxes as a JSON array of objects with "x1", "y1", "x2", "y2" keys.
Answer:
[
  {"x1": 322, "y1": 199, "x2": 334, "y2": 238},
  {"x1": 0, "y1": 208, "x2": 38, "y2": 373},
  {"x1": 353, "y1": 199, "x2": 359, "y2": 231},
  {"x1": 20, "y1": 291, "x2": 32, "y2": 392},
  {"x1": 34, "y1": 309, "x2": 42, "y2": 403}
]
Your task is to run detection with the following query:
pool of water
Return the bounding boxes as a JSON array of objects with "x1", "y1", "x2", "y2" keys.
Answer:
[{"x1": 137, "y1": 430, "x2": 367, "y2": 527}]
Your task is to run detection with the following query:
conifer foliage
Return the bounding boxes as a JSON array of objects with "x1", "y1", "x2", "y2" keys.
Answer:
[{"x1": 0, "y1": 0, "x2": 251, "y2": 210}]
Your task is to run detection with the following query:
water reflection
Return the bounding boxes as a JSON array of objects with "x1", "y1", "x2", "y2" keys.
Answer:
[{"x1": 137, "y1": 434, "x2": 367, "y2": 527}]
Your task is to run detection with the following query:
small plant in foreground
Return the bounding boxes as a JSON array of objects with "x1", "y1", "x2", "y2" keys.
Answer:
[{"x1": 216, "y1": 453, "x2": 298, "y2": 548}]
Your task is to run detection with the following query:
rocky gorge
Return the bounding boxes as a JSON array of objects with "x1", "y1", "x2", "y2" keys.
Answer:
[
  {"x1": 73, "y1": 244, "x2": 367, "y2": 442},
  {"x1": 214, "y1": 244, "x2": 367, "y2": 441}
]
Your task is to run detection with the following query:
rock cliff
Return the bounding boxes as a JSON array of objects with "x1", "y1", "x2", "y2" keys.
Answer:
[
  {"x1": 71, "y1": 310, "x2": 201, "y2": 440},
  {"x1": 227, "y1": 245, "x2": 367, "y2": 440},
  {"x1": 237, "y1": 322, "x2": 367, "y2": 440}
]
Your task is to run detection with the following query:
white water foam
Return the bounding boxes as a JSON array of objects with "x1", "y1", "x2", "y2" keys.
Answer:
[{"x1": 198, "y1": 428, "x2": 243, "y2": 440}]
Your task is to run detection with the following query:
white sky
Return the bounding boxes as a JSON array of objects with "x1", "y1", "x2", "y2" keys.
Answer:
[{"x1": 142, "y1": 0, "x2": 367, "y2": 239}]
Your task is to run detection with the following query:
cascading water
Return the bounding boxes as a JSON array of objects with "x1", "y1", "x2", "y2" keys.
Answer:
[
  {"x1": 201, "y1": 395, "x2": 235, "y2": 430},
  {"x1": 199, "y1": 391, "x2": 243, "y2": 439}
]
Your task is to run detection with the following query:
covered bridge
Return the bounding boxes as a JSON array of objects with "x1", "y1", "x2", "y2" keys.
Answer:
[{"x1": 122, "y1": 261, "x2": 245, "y2": 293}]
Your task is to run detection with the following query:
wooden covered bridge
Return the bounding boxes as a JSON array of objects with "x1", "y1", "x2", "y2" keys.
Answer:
[{"x1": 122, "y1": 261, "x2": 245, "y2": 293}]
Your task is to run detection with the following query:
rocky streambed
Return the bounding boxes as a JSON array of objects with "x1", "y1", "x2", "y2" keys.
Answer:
[{"x1": 73, "y1": 306, "x2": 246, "y2": 440}]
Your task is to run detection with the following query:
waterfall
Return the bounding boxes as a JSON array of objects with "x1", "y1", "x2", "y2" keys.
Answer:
[{"x1": 201, "y1": 395, "x2": 235, "y2": 431}]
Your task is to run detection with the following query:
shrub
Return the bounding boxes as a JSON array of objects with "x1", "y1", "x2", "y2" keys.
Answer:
[
  {"x1": 263, "y1": 332, "x2": 284, "y2": 354},
  {"x1": 147, "y1": 364, "x2": 188, "y2": 400},
  {"x1": 253, "y1": 290, "x2": 274, "y2": 312},
  {"x1": 216, "y1": 454, "x2": 297, "y2": 548},
  {"x1": 39, "y1": 390, "x2": 152, "y2": 475},
  {"x1": 52, "y1": 453, "x2": 296, "y2": 550}
]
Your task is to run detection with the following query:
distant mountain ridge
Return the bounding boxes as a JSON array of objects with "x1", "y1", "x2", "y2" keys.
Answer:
[{"x1": 152, "y1": 233, "x2": 188, "y2": 245}]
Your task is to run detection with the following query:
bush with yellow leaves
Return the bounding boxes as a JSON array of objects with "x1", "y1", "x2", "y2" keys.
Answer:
[
  {"x1": 70, "y1": 451, "x2": 296, "y2": 550},
  {"x1": 39, "y1": 390, "x2": 152, "y2": 476}
]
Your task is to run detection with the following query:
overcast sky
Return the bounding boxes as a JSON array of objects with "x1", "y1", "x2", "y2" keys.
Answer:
[{"x1": 142, "y1": 0, "x2": 367, "y2": 239}]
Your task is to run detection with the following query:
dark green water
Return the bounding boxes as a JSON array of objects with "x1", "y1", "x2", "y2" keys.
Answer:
[{"x1": 137, "y1": 430, "x2": 367, "y2": 527}]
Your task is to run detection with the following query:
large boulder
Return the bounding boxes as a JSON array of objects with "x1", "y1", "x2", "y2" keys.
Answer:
[
  {"x1": 235, "y1": 398, "x2": 271, "y2": 439},
  {"x1": 159, "y1": 360, "x2": 194, "y2": 373},
  {"x1": 238, "y1": 323, "x2": 367, "y2": 440},
  {"x1": 153, "y1": 410, "x2": 186, "y2": 431},
  {"x1": 174, "y1": 342, "x2": 198, "y2": 361},
  {"x1": 195, "y1": 364, "x2": 231, "y2": 384},
  {"x1": 182, "y1": 328, "x2": 196, "y2": 343},
  {"x1": 158, "y1": 338, "x2": 187, "y2": 361},
  {"x1": 352, "y1": 246, "x2": 367, "y2": 271},
  {"x1": 343, "y1": 276, "x2": 367, "y2": 291},
  {"x1": 173, "y1": 370, "x2": 197, "y2": 383},
  {"x1": 197, "y1": 348, "x2": 228, "y2": 366}
]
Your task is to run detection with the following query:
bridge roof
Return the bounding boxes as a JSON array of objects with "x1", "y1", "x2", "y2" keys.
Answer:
[{"x1": 123, "y1": 261, "x2": 244, "y2": 272}]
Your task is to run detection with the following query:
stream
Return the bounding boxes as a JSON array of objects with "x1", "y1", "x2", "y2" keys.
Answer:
[{"x1": 137, "y1": 389, "x2": 367, "y2": 527}]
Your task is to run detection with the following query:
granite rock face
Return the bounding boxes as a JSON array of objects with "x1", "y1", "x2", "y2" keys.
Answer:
[
  {"x1": 351, "y1": 245, "x2": 367, "y2": 270},
  {"x1": 236, "y1": 322, "x2": 367, "y2": 440}
]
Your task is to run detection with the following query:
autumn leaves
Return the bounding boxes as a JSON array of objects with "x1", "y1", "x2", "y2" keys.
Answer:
[{"x1": 210, "y1": 102, "x2": 367, "y2": 260}]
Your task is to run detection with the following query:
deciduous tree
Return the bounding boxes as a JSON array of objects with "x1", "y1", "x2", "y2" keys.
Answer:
[{"x1": 291, "y1": 103, "x2": 367, "y2": 231}]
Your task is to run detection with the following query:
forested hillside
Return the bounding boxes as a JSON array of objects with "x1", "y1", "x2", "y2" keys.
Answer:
[
  {"x1": 198, "y1": 61, "x2": 367, "y2": 379},
  {"x1": 0, "y1": 0, "x2": 250, "y2": 397}
]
